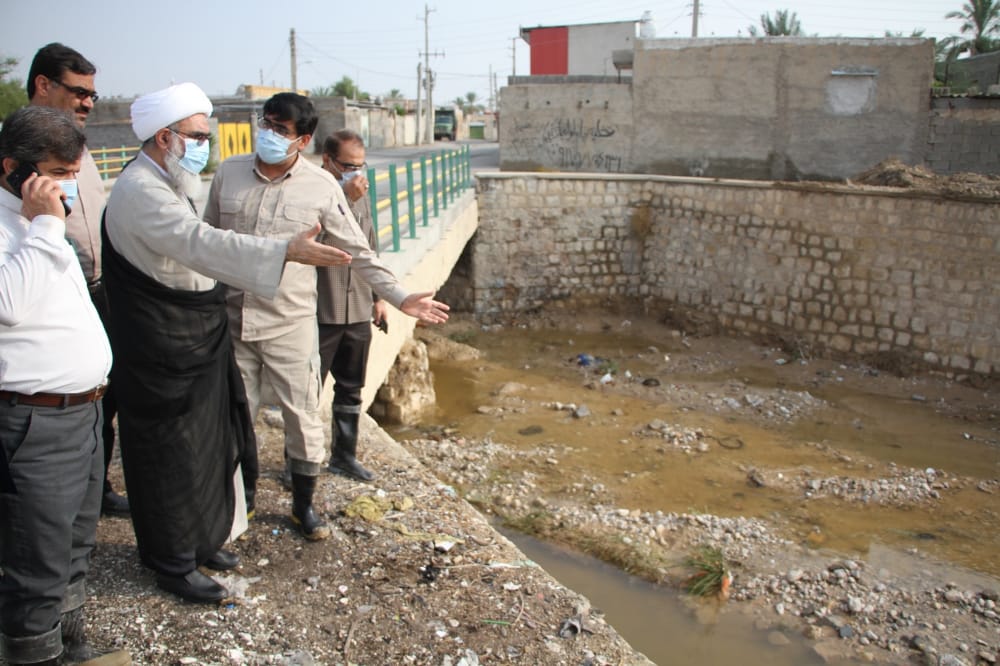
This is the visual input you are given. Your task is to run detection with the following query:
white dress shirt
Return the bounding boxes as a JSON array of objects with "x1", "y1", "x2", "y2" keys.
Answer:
[{"x1": 0, "y1": 188, "x2": 111, "y2": 393}]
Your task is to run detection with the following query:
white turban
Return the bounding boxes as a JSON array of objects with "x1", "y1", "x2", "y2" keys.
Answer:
[{"x1": 130, "y1": 82, "x2": 213, "y2": 142}]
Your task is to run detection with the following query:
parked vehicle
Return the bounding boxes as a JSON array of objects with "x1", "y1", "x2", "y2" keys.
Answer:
[{"x1": 434, "y1": 107, "x2": 463, "y2": 141}]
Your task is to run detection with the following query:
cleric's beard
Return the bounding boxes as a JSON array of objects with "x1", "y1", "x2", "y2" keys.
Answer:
[{"x1": 164, "y1": 146, "x2": 204, "y2": 200}]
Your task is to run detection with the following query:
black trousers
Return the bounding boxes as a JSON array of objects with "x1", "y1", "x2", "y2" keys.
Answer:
[
  {"x1": 89, "y1": 282, "x2": 118, "y2": 492},
  {"x1": 318, "y1": 321, "x2": 373, "y2": 411},
  {"x1": 0, "y1": 401, "x2": 102, "y2": 657}
]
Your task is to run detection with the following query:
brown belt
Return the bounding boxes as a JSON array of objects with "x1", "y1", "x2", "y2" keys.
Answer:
[{"x1": 0, "y1": 386, "x2": 106, "y2": 408}]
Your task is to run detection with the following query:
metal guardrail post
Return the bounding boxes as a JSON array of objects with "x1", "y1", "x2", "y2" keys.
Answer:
[
  {"x1": 367, "y1": 166, "x2": 379, "y2": 250},
  {"x1": 431, "y1": 155, "x2": 439, "y2": 218},
  {"x1": 440, "y1": 150, "x2": 449, "y2": 210},
  {"x1": 388, "y1": 164, "x2": 401, "y2": 252},
  {"x1": 405, "y1": 160, "x2": 416, "y2": 239},
  {"x1": 420, "y1": 158, "x2": 429, "y2": 227},
  {"x1": 448, "y1": 150, "x2": 456, "y2": 203},
  {"x1": 465, "y1": 145, "x2": 471, "y2": 189}
]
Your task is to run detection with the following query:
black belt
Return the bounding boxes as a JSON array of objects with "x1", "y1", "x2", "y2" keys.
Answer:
[{"x1": 0, "y1": 386, "x2": 106, "y2": 408}]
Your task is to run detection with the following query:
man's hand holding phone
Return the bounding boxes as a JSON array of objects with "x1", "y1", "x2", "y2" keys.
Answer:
[
  {"x1": 19, "y1": 172, "x2": 69, "y2": 221},
  {"x1": 7, "y1": 162, "x2": 69, "y2": 221}
]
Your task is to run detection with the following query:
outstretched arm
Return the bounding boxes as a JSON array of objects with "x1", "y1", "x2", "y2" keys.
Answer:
[
  {"x1": 286, "y1": 224, "x2": 352, "y2": 267},
  {"x1": 399, "y1": 291, "x2": 450, "y2": 324}
]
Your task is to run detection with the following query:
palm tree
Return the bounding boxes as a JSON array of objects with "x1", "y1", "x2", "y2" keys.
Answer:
[
  {"x1": 747, "y1": 9, "x2": 804, "y2": 36},
  {"x1": 945, "y1": 0, "x2": 1000, "y2": 54}
]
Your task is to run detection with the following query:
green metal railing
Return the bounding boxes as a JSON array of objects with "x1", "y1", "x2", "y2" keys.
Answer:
[
  {"x1": 91, "y1": 145, "x2": 141, "y2": 180},
  {"x1": 368, "y1": 145, "x2": 471, "y2": 252},
  {"x1": 89, "y1": 143, "x2": 473, "y2": 253}
]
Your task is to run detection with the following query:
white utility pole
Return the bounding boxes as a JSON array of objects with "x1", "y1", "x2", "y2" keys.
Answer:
[
  {"x1": 419, "y1": 4, "x2": 444, "y2": 143},
  {"x1": 416, "y1": 62, "x2": 423, "y2": 145},
  {"x1": 290, "y1": 28, "x2": 297, "y2": 91},
  {"x1": 692, "y1": 0, "x2": 700, "y2": 37}
]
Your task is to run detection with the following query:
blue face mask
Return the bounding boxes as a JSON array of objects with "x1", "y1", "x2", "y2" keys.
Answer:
[
  {"x1": 178, "y1": 138, "x2": 210, "y2": 174},
  {"x1": 58, "y1": 179, "x2": 78, "y2": 211},
  {"x1": 256, "y1": 128, "x2": 296, "y2": 165},
  {"x1": 341, "y1": 169, "x2": 361, "y2": 185}
]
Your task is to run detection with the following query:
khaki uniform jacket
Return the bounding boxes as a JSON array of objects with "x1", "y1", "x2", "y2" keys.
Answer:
[
  {"x1": 65, "y1": 148, "x2": 106, "y2": 282},
  {"x1": 203, "y1": 154, "x2": 407, "y2": 342},
  {"x1": 316, "y1": 193, "x2": 379, "y2": 325}
]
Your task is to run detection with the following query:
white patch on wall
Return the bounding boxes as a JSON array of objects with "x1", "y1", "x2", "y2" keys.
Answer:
[{"x1": 826, "y1": 68, "x2": 878, "y2": 116}]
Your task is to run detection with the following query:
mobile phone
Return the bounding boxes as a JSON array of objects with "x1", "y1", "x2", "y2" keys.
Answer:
[
  {"x1": 6, "y1": 162, "x2": 72, "y2": 215},
  {"x1": 376, "y1": 318, "x2": 388, "y2": 334},
  {"x1": 6, "y1": 162, "x2": 38, "y2": 196}
]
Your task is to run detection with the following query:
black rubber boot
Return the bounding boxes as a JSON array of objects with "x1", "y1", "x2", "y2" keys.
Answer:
[
  {"x1": 328, "y1": 411, "x2": 375, "y2": 482},
  {"x1": 61, "y1": 607, "x2": 131, "y2": 665},
  {"x1": 244, "y1": 481, "x2": 256, "y2": 521},
  {"x1": 290, "y1": 473, "x2": 331, "y2": 541}
]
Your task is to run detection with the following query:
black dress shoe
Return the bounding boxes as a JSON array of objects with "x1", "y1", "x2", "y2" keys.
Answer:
[
  {"x1": 155, "y1": 570, "x2": 228, "y2": 603},
  {"x1": 203, "y1": 548, "x2": 240, "y2": 571},
  {"x1": 101, "y1": 489, "x2": 130, "y2": 516}
]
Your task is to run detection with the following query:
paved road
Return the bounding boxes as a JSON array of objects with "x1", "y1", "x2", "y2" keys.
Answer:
[{"x1": 366, "y1": 139, "x2": 498, "y2": 174}]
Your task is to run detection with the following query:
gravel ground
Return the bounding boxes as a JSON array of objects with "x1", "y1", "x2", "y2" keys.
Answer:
[{"x1": 81, "y1": 417, "x2": 653, "y2": 666}]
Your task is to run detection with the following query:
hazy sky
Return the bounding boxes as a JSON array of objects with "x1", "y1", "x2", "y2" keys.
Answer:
[{"x1": 4, "y1": 0, "x2": 967, "y2": 107}]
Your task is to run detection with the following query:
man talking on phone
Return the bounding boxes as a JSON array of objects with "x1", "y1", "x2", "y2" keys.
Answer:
[
  {"x1": 27, "y1": 42, "x2": 129, "y2": 517},
  {"x1": 0, "y1": 106, "x2": 129, "y2": 665}
]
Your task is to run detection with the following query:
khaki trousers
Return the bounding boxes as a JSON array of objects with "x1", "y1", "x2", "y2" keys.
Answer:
[{"x1": 233, "y1": 317, "x2": 325, "y2": 475}]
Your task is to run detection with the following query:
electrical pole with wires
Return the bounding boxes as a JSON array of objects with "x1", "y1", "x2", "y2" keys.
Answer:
[
  {"x1": 419, "y1": 4, "x2": 444, "y2": 143},
  {"x1": 692, "y1": 0, "x2": 700, "y2": 37}
]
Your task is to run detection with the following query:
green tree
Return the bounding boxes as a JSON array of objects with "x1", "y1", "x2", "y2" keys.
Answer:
[
  {"x1": 386, "y1": 88, "x2": 402, "y2": 100},
  {"x1": 884, "y1": 29, "x2": 926, "y2": 38},
  {"x1": 747, "y1": 10, "x2": 804, "y2": 36},
  {"x1": 945, "y1": 0, "x2": 1000, "y2": 54},
  {"x1": 311, "y1": 76, "x2": 369, "y2": 100},
  {"x1": 0, "y1": 56, "x2": 28, "y2": 121}
]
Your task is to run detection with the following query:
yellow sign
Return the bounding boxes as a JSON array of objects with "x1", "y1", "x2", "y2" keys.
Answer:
[{"x1": 219, "y1": 122, "x2": 253, "y2": 161}]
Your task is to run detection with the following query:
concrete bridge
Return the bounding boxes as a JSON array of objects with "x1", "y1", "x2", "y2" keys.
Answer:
[{"x1": 355, "y1": 187, "x2": 478, "y2": 410}]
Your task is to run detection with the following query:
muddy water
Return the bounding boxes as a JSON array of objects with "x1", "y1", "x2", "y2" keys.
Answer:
[
  {"x1": 499, "y1": 527, "x2": 855, "y2": 666},
  {"x1": 412, "y1": 325, "x2": 999, "y2": 576},
  {"x1": 392, "y1": 323, "x2": 999, "y2": 663}
]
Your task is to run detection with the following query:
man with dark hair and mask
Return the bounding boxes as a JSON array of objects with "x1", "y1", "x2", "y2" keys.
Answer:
[
  {"x1": 204, "y1": 93, "x2": 449, "y2": 542},
  {"x1": 317, "y1": 129, "x2": 384, "y2": 482},
  {"x1": 0, "y1": 105, "x2": 130, "y2": 666},
  {"x1": 103, "y1": 83, "x2": 353, "y2": 604},
  {"x1": 26, "y1": 42, "x2": 129, "y2": 517}
]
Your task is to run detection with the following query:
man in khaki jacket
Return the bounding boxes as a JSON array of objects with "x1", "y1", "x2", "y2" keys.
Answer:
[{"x1": 204, "y1": 93, "x2": 448, "y2": 541}]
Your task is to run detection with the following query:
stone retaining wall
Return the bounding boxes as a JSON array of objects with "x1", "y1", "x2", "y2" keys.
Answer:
[{"x1": 474, "y1": 173, "x2": 999, "y2": 376}]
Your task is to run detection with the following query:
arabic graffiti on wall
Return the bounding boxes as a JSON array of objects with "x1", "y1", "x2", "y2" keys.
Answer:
[{"x1": 507, "y1": 115, "x2": 626, "y2": 172}]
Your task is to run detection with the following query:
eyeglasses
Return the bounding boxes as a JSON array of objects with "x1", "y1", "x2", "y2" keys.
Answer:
[
  {"x1": 257, "y1": 116, "x2": 297, "y2": 139},
  {"x1": 333, "y1": 158, "x2": 367, "y2": 172},
  {"x1": 171, "y1": 129, "x2": 212, "y2": 145},
  {"x1": 48, "y1": 78, "x2": 99, "y2": 103}
]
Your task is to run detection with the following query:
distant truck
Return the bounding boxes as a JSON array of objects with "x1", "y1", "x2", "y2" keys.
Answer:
[{"x1": 434, "y1": 107, "x2": 463, "y2": 141}]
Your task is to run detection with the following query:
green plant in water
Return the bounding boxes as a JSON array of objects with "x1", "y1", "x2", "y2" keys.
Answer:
[{"x1": 682, "y1": 545, "x2": 732, "y2": 598}]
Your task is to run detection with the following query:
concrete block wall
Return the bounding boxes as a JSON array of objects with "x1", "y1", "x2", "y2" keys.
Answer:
[
  {"x1": 632, "y1": 38, "x2": 933, "y2": 181},
  {"x1": 474, "y1": 173, "x2": 999, "y2": 376},
  {"x1": 926, "y1": 97, "x2": 1000, "y2": 175},
  {"x1": 499, "y1": 82, "x2": 633, "y2": 173}
]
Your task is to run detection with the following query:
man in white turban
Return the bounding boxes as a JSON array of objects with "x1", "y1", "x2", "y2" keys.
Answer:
[{"x1": 102, "y1": 83, "x2": 352, "y2": 604}]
